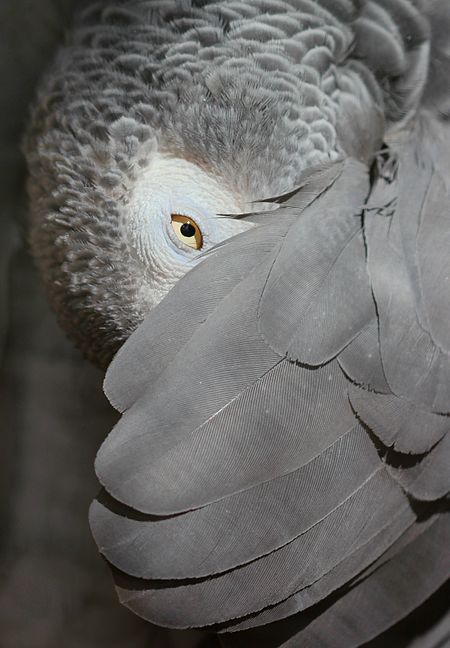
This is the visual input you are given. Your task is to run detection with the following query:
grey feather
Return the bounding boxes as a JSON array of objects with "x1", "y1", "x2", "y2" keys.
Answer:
[
  {"x1": 365, "y1": 122, "x2": 450, "y2": 414},
  {"x1": 338, "y1": 320, "x2": 391, "y2": 394},
  {"x1": 98, "y1": 348, "x2": 358, "y2": 516},
  {"x1": 275, "y1": 513, "x2": 450, "y2": 648},
  {"x1": 221, "y1": 510, "x2": 436, "y2": 634},
  {"x1": 221, "y1": 502, "x2": 420, "y2": 633},
  {"x1": 97, "y1": 259, "x2": 282, "y2": 514},
  {"x1": 348, "y1": 384, "x2": 449, "y2": 455},
  {"x1": 258, "y1": 159, "x2": 375, "y2": 365},
  {"x1": 416, "y1": 137, "x2": 450, "y2": 356},
  {"x1": 113, "y1": 470, "x2": 411, "y2": 628},
  {"x1": 387, "y1": 431, "x2": 450, "y2": 501},
  {"x1": 219, "y1": 513, "x2": 449, "y2": 647},
  {"x1": 90, "y1": 424, "x2": 381, "y2": 579}
]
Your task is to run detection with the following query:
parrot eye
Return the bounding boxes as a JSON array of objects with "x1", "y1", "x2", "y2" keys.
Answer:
[{"x1": 171, "y1": 214, "x2": 203, "y2": 250}]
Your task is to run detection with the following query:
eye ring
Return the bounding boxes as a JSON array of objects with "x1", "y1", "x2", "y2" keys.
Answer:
[{"x1": 171, "y1": 214, "x2": 203, "y2": 250}]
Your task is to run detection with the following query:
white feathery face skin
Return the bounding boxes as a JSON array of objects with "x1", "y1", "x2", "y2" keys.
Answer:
[{"x1": 124, "y1": 154, "x2": 256, "y2": 307}]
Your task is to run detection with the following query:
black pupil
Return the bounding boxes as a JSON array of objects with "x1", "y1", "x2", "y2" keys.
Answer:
[{"x1": 180, "y1": 222, "x2": 196, "y2": 238}]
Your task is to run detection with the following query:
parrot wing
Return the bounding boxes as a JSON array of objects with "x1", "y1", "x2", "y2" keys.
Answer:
[{"x1": 90, "y1": 117, "x2": 450, "y2": 640}]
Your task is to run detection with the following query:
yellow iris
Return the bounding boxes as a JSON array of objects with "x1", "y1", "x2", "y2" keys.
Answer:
[{"x1": 171, "y1": 214, "x2": 203, "y2": 250}]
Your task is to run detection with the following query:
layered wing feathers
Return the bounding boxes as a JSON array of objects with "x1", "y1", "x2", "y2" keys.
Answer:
[
  {"x1": 92, "y1": 129, "x2": 449, "y2": 637},
  {"x1": 90, "y1": 1, "x2": 450, "y2": 643}
]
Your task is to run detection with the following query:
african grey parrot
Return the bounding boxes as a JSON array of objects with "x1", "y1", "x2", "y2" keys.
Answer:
[{"x1": 24, "y1": 0, "x2": 450, "y2": 646}]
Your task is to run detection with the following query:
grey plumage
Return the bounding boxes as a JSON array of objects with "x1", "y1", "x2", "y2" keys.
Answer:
[
  {"x1": 25, "y1": 0, "x2": 450, "y2": 646},
  {"x1": 220, "y1": 506, "x2": 426, "y2": 633},
  {"x1": 258, "y1": 161, "x2": 375, "y2": 365},
  {"x1": 220, "y1": 513, "x2": 450, "y2": 646},
  {"x1": 113, "y1": 469, "x2": 413, "y2": 627},
  {"x1": 91, "y1": 422, "x2": 379, "y2": 578},
  {"x1": 348, "y1": 384, "x2": 449, "y2": 454}
]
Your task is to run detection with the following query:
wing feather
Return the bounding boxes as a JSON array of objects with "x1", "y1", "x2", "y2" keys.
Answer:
[
  {"x1": 276, "y1": 513, "x2": 450, "y2": 648},
  {"x1": 90, "y1": 424, "x2": 381, "y2": 579},
  {"x1": 259, "y1": 160, "x2": 375, "y2": 365},
  {"x1": 97, "y1": 356, "x2": 362, "y2": 515},
  {"x1": 219, "y1": 513, "x2": 450, "y2": 647},
  {"x1": 365, "y1": 121, "x2": 450, "y2": 414},
  {"x1": 113, "y1": 470, "x2": 412, "y2": 628},
  {"x1": 348, "y1": 384, "x2": 449, "y2": 455},
  {"x1": 387, "y1": 431, "x2": 450, "y2": 501},
  {"x1": 221, "y1": 511, "x2": 437, "y2": 634},
  {"x1": 338, "y1": 319, "x2": 391, "y2": 393}
]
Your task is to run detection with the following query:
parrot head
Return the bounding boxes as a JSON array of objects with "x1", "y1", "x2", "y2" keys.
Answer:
[{"x1": 25, "y1": 5, "x2": 342, "y2": 368}]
